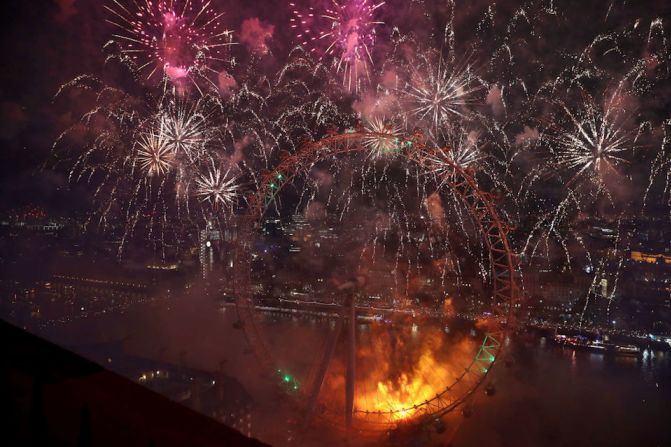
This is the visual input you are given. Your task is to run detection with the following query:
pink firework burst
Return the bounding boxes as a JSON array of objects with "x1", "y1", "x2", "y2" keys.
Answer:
[
  {"x1": 106, "y1": 0, "x2": 234, "y2": 92},
  {"x1": 290, "y1": 0, "x2": 385, "y2": 92}
]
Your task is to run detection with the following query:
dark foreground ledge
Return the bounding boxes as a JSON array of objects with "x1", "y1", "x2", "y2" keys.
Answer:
[{"x1": 0, "y1": 319, "x2": 269, "y2": 447}]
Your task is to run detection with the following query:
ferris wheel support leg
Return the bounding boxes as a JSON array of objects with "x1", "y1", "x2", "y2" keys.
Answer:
[
  {"x1": 304, "y1": 317, "x2": 344, "y2": 424},
  {"x1": 345, "y1": 294, "x2": 356, "y2": 432}
]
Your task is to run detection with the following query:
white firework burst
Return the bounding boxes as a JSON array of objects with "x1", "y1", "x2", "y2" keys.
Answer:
[
  {"x1": 553, "y1": 101, "x2": 630, "y2": 187},
  {"x1": 405, "y1": 58, "x2": 480, "y2": 130},
  {"x1": 195, "y1": 163, "x2": 239, "y2": 208},
  {"x1": 159, "y1": 102, "x2": 208, "y2": 161},
  {"x1": 422, "y1": 131, "x2": 483, "y2": 187},
  {"x1": 363, "y1": 117, "x2": 403, "y2": 158},
  {"x1": 137, "y1": 128, "x2": 174, "y2": 176},
  {"x1": 448, "y1": 140, "x2": 482, "y2": 171}
]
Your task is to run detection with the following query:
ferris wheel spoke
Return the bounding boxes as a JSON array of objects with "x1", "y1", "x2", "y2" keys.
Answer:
[
  {"x1": 344, "y1": 293, "x2": 356, "y2": 431},
  {"x1": 233, "y1": 129, "x2": 520, "y2": 432},
  {"x1": 304, "y1": 307, "x2": 345, "y2": 423}
]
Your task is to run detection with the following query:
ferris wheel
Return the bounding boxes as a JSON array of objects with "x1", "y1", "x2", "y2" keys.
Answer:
[{"x1": 232, "y1": 127, "x2": 521, "y2": 437}]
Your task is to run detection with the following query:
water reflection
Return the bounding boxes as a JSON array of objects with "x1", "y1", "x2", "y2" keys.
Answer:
[
  {"x1": 588, "y1": 352, "x2": 604, "y2": 366},
  {"x1": 14, "y1": 293, "x2": 671, "y2": 447}
]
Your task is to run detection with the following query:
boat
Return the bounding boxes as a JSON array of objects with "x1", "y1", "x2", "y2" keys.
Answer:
[
  {"x1": 552, "y1": 333, "x2": 642, "y2": 357},
  {"x1": 613, "y1": 344, "x2": 641, "y2": 357}
]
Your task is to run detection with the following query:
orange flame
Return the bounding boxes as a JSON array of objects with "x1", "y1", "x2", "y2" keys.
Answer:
[
  {"x1": 363, "y1": 345, "x2": 458, "y2": 420},
  {"x1": 347, "y1": 326, "x2": 476, "y2": 421}
]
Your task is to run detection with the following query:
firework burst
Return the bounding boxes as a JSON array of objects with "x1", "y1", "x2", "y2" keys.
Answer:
[
  {"x1": 552, "y1": 99, "x2": 631, "y2": 188},
  {"x1": 420, "y1": 130, "x2": 483, "y2": 188},
  {"x1": 404, "y1": 58, "x2": 481, "y2": 131},
  {"x1": 195, "y1": 162, "x2": 239, "y2": 209},
  {"x1": 363, "y1": 117, "x2": 403, "y2": 158},
  {"x1": 53, "y1": 0, "x2": 671, "y2": 340},
  {"x1": 136, "y1": 126, "x2": 175, "y2": 176},
  {"x1": 159, "y1": 100, "x2": 210, "y2": 161},
  {"x1": 105, "y1": 0, "x2": 234, "y2": 92},
  {"x1": 290, "y1": 0, "x2": 385, "y2": 92}
]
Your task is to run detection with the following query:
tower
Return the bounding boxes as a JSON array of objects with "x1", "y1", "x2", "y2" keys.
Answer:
[{"x1": 199, "y1": 218, "x2": 221, "y2": 279}]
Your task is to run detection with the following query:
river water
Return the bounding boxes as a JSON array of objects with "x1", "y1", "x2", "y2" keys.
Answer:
[{"x1": 18, "y1": 289, "x2": 671, "y2": 447}]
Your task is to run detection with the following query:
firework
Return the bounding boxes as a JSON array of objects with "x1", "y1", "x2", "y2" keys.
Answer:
[
  {"x1": 136, "y1": 126, "x2": 175, "y2": 176},
  {"x1": 552, "y1": 99, "x2": 631, "y2": 188},
  {"x1": 159, "y1": 100, "x2": 210, "y2": 161},
  {"x1": 195, "y1": 162, "x2": 239, "y2": 208},
  {"x1": 362, "y1": 117, "x2": 403, "y2": 158},
  {"x1": 290, "y1": 0, "x2": 385, "y2": 92},
  {"x1": 53, "y1": 0, "x2": 671, "y2": 375},
  {"x1": 105, "y1": 0, "x2": 234, "y2": 91},
  {"x1": 404, "y1": 58, "x2": 481, "y2": 130},
  {"x1": 420, "y1": 130, "x2": 483, "y2": 188}
]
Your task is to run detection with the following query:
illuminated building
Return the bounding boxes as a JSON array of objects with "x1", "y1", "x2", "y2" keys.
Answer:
[
  {"x1": 199, "y1": 219, "x2": 221, "y2": 279},
  {"x1": 631, "y1": 251, "x2": 671, "y2": 265}
]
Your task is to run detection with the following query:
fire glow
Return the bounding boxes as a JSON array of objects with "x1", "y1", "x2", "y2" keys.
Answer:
[{"x1": 324, "y1": 325, "x2": 477, "y2": 422}]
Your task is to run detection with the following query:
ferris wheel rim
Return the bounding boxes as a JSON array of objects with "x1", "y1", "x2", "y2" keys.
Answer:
[{"x1": 232, "y1": 128, "x2": 521, "y2": 427}]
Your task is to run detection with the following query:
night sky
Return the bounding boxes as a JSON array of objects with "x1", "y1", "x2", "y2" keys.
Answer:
[{"x1": 1, "y1": 0, "x2": 670, "y2": 216}]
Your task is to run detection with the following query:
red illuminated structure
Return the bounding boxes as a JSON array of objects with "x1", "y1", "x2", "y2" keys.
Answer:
[{"x1": 232, "y1": 128, "x2": 521, "y2": 433}]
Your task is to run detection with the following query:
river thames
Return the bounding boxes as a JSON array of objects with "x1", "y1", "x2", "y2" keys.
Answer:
[{"x1": 16, "y1": 289, "x2": 671, "y2": 447}]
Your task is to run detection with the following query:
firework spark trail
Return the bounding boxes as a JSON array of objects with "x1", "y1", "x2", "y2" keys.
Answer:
[
  {"x1": 52, "y1": 0, "x2": 671, "y2": 333},
  {"x1": 159, "y1": 100, "x2": 209, "y2": 161},
  {"x1": 644, "y1": 119, "x2": 671, "y2": 215},
  {"x1": 461, "y1": 4, "x2": 669, "y2": 327},
  {"x1": 510, "y1": 81, "x2": 640, "y2": 273},
  {"x1": 137, "y1": 125, "x2": 175, "y2": 176},
  {"x1": 52, "y1": 72, "x2": 252, "y2": 256},
  {"x1": 290, "y1": 0, "x2": 385, "y2": 92},
  {"x1": 195, "y1": 161, "x2": 239, "y2": 209},
  {"x1": 604, "y1": 217, "x2": 627, "y2": 322},
  {"x1": 362, "y1": 117, "x2": 402, "y2": 158},
  {"x1": 105, "y1": 0, "x2": 235, "y2": 92},
  {"x1": 420, "y1": 129, "x2": 484, "y2": 189},
  {"x1": 53, "y1": 46, "x2": 352, "y2": 251},
  {"x1": 403, "y1": 56, "x2": 481, "y2": 131},
  {"x1": 551, "y1": 99, "x2": 631, "y2": 190}
]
